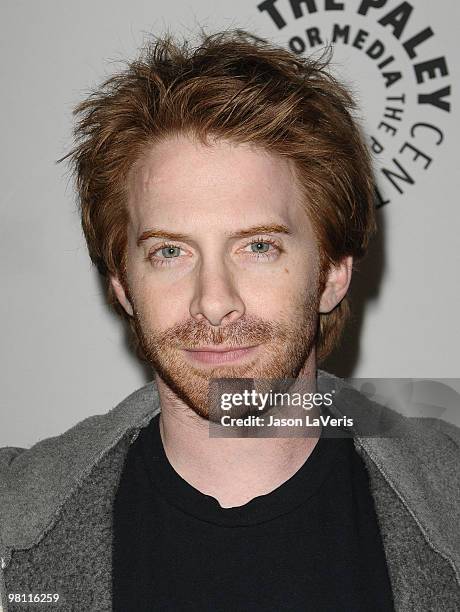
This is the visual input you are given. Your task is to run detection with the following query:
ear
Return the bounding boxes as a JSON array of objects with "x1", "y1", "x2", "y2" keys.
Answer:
[
  {"x1": 319, "y1": 255, "x2": 353, "y2": 314},
  {"x1": 109, "y1": 274, "x2": 134, "y2": 316}
]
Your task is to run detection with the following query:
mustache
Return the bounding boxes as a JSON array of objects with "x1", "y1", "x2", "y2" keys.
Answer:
[{"x1": 156, "y1": 315, "x2": 290, "y2": 348}]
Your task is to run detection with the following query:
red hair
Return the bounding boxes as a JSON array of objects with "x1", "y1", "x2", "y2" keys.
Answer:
[{"x1": 57, "y1": 29, "x2": 376, "y2": 363}]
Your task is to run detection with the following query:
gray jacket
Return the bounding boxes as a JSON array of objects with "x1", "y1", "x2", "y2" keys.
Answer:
[{"x1": 0, "y1": 370, "x2": 459, "y2": 611}]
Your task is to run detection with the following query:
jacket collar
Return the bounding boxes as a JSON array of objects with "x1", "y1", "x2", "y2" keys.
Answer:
[
  {"x1": 0, "y1": 370, "x2": 458, "y2": 582},
  {"x1": 323, "y1": 371, "x2": 460, "y2": 584}
]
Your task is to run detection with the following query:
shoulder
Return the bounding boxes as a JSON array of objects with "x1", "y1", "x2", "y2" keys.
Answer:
[
  {"x1": 0, "y1": 446, "x2": 27, "y2": 471},
  {"x1": 419, "y1": 416, "x2": 460, "y2": 446},
  {"x1": 0, "y1": 380, "x2": 160, "y2": 481},
  {"x1": 0, "y1": 380, "x2": 160, "y2": 550},
  {"x1": 318, "y1": 368, "x2": 460, "y2": 448}
]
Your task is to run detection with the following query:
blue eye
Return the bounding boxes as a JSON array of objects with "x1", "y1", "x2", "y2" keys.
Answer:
[
  {"x1": 161, "y1": 246, "x2": 181, "y2": 258},
  {"x1": 250, "y1": 242, "x2": 270, "y2": 253}
]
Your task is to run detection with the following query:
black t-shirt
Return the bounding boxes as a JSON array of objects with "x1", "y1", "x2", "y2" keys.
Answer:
[{"x1": 112, "y1": 413, "x2": 394, "y2": 611}]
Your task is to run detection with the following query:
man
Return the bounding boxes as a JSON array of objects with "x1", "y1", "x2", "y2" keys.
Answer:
[{"x1": 0, "y1": 30, "x2": 458, "y2": 612}]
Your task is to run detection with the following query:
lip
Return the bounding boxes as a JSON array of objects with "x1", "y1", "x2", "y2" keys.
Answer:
[{"x1": 183, "y1": 344, "x2": 260, "y2": 364}]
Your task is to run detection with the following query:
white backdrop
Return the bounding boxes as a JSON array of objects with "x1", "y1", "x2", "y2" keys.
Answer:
[{"x1": 1, "y1": 0, "x2": 459, "y2": 447}]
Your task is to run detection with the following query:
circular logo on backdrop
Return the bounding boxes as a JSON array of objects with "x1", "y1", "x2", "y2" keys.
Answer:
[{"x1": 256, "y1": 0, "x2": 452, "y2": 206}]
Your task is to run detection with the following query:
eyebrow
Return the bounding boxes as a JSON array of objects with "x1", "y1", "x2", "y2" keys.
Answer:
[{"x1": 136, "y1": 223, "x2": 293, "y2": 247}]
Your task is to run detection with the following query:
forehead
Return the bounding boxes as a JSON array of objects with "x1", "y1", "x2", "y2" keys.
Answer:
[{"x1": 126, "y1": 133, "x2": 307, "y2": 232}]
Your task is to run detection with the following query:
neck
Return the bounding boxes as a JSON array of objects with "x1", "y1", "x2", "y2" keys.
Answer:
[{"x1": 154, "y1": 356, "x2": 320, "y2": 508}]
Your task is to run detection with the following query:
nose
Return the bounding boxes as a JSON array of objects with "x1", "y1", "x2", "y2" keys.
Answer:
[{"x1": 189, "y1": 260, "x2": 245, "y2": 327}]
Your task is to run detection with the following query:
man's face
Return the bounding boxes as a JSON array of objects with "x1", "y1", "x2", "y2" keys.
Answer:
[{"x1": 113, "y1": 134, "x2": 325, "y2": 419}]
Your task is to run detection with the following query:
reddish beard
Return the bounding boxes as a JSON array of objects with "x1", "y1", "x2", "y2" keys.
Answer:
[{"x1": 131, "y1": 285, "x2": 320, "y2": 420}]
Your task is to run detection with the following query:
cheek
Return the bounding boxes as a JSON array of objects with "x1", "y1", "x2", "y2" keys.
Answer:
[
  {"x1": 128, "y1": 272, "x2": 191, "y2": 330},
  {"x1": 264, "y1": 264, "x2": 318, "y2": 316},
  {"x1": 253, "y1": 252, "x2": 316, "y2": 289},
  {"x1": 245, "y1": 273, "x2": 311, "y2": 319}
]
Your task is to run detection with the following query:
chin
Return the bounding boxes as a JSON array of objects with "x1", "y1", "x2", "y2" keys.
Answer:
[{"x1": 154, "y1": 343, "x2": 312, "y2": 422}]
